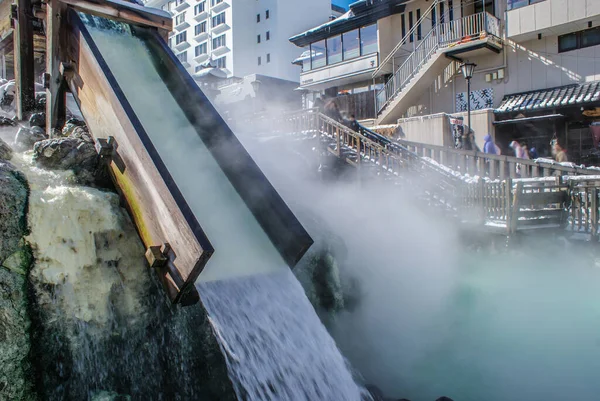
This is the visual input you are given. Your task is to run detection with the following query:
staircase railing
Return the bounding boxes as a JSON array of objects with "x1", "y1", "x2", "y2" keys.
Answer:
[
  {"x1": 372, "y1": 0, "x2": 439, "y2": 78},
  {"x1": 375, "y1": 12, "x2": 501, "y2": 114}
]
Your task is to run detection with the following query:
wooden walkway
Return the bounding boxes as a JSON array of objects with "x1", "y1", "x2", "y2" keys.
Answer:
[{"x1": 257, "y1": 109, "x2": 600, "y2": 241}]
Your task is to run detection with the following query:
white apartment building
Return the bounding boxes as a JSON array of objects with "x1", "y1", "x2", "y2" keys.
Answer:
[
  {"x1": 145, "y1": 0, "x2": 336, "y2": 83},
  {"x1": 290, "y1": 0, "x2": 600, "y2": 164}
]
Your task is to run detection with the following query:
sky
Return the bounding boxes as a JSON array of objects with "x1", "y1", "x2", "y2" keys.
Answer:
[{"x1": 331, "y1": 0, "x2": 354, "y2": 10}]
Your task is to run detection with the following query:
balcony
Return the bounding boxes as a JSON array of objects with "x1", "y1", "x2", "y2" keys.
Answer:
[
  {"x1": 193, "y1": 53, "x2": 209, "y2": 63},
  {"x1": 174, "y1": 0, "x2": 189, "y2": 12},
  {"x1": 194, "y1": 31, "x2": 209, "y2": 42},
  {"x1": 299, "y1": 52, "x2": 379, "y2": 90},
  {"x1": 211, "y1": 45, "x2": 230, "y2": 57},
  {"x1": 193, "y1": 10, "x2": 208, "y2": 21},
  {"x1": 174, "y1": 40, "x2": 190, "y2": 51},
  {"x1": 211, "y1": 0, "x2": 228, "y2": 13},
  {"x1": 211, "y1": 22, "x2": 229, "y2": 35},
  {"x1": 507, "y1": 0, "x2": 600, "y2": 40},
  {"x1": 174, "y1": 20, "x2": 190, "y2": 31}
]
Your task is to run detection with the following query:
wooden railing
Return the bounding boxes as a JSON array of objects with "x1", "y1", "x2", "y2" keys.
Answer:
[
  {"x1": 397, "y1": 139, "x2": 599, "y2": 179},
  {"x1": 253, "y1": 109, "x2": 600, "y2": 241}
]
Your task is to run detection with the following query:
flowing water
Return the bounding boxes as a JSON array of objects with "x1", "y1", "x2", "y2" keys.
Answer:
[{"x1": 198, "y1": 272, "x2": 367, "y2": 401}]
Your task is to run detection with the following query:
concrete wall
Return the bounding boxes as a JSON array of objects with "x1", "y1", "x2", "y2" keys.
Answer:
[
  {"x1": 507, "y1": 0, "x2": 600, "y2": 40},
  {"x1": 396, "y1": 108, "x2": 495, "y2": 149}
]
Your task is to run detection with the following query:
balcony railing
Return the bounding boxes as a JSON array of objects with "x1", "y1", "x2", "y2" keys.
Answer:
[{"x1": 376, "y1": 12, "x2": 501, "y2": 114}]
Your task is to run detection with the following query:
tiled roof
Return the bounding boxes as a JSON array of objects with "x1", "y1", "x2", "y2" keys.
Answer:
[{"x1": 495, "y1": 81, "x2": 600, "y2": 114}]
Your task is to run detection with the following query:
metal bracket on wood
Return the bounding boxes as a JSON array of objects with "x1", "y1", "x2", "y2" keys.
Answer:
[
  {"x1": 145, "y1": 243, "x2": 171, "y2": 268},
  {"x1": 95, "y1": 136, "x2": 116, "y2": 158}
]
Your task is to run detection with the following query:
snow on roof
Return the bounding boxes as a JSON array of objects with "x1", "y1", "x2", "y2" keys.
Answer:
[
  {"x1": 289, "y1": 10, "x2": 354, "y2": 42},
  {"x1": 194, "y1": 68, "x2": 228, "y2": 79}
]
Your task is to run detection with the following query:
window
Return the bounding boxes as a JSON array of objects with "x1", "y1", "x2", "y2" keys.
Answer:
[
  {"x1": 212, "y1": 12, "x2": 225, "y2": 27},
  {"x1": 301, "y1": 46, "x2": 311, "y2": 71},
  {"x1": 175, "y1": 12, "x2": 186, "y2": 25},
  {"x1": 439, "y1": 2, "x2": 445, "y2": 24},
  {"x1": 212, "y1": 34, "x2": 226, "y2": 49},
  {"x1": 266, "y1": 31, "x2": 270, "y2": 41},
  {"x1": 194, "y1": 1, "x2": 205, "y2": 15},
  {"x1": 310, "y1": 39, "x2": 326, "y2": 68},
  {"x1": 448, "y1": 0, "x2": 454, "y2": 21},
  {"x1": 408, "y1": 11, "x2": 413, "y2": 42},
  {"x1": 475, "y1": 0, "x2": 495, "y2": 15},
  {"x1": 258, "y1": 56, "x2": 262, "y2": 66},
  {"x1": 195, "y1": 65, "x2": 204, "y2": 73},
  {"x1": 507, "y1": 0, "x2": 542, "y2": 11},
  {"x1": 401, "y1": 14, "x2": 406, "y2": 39},
  {"x1": 431, "y1": 7, "x2": 436, "y2": 29},
  {"x1": 215, "y1": 56, "x2": 226, "y2": 68},
  {"x1": 211, "y1": 0, "x2": 223, "y2": 6},
  {"x1": 342, "y1": 29, "x2": 359, "y2": 60},
  {"x1": 195, "y1": 42, "x2": 207, "y2": 57},
  {"x1": 257, "y1": 34, "x2": 261, "y2": 43},
  {"x1": 195, "y1": 21, "x2": 207, "y2": 35},
  {"x1": 416, "y1": 9, "x2": 421, "y2": 40},
  {"x1": 558, "y1": 27, "x2": 600, "y2": 53},
  {"x1": 175, "y1": 31, "x2": 187, "y2": 45},
  {"x1": 360, "y1": 24, "x2": 377, "y2": 55},
  {"x1": 175, "y1": 0, "x2": 185, "y2": 7},
  {"x1": 267, "y1": 53, "x2": 271, "y2": 63},
  {"x1": 266, "y1": 9, "x2": 269, "y2": 19},
  {"x1": 176, "y1": 51, "x2": 187, "y2": 63},
  {"x1": 257, "y1": 13, "x2": 260, "y2": 23},
  {"x1": 327, "y1": 35, "x2": 342, "y2": 64}
]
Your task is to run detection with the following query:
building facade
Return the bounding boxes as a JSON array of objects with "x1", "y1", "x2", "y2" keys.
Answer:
[
  {"x1": 145, "y1": 0, "x2": 335, "y2": 83},
  {"x1": 290, "y1": 0, "x2": 600, "y2": 164}
]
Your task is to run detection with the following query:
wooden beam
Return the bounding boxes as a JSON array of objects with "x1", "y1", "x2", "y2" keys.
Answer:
[
  {"x1": 46, "y1": 0, "x2": 68, "y2": 135},
  {"x1": 59, "y1": 0, "x2": 172, "y2": 31},
  {"x1": 14, "y1": 0, "x2": 36, "y2": 120}
]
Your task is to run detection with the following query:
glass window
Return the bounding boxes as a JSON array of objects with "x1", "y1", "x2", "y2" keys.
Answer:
[
  {"x1": 212, "y1": 12, "x2": 225, "y2": 27},
  {"x1": 175, "y1": 12, "x2": 186, "y2": 25},
  {"x1": 558, "y1": 32, "x2": 578, "y2": 52},
  {"x1": 194, "y1": 2, "x2": 205, "y2": 15},
  {"x1": 257, "y1": 13, "x2": 260, "y2": 23},
  {"x1": 257, "y1": 34, "x2": 261, "y2": 43},
  {"x1": 267, "y1": 53, "x2": 271, "y2": 63},
  {"x1": 302, "y1": 46, "x2": 311, "y2": 71},
  {"x1": 342, "y1": 29, "x2": 359, "y2": 60},
  {"x1": 176, "y1": 51, "x2": 187, "y2": 62},
  {"x1": 416, "y1": 9, "x2": 422, "y2": 40},
  {"x1": 401, "y1": 14, "x2": 406, "y2": 38},
  {"x1": 212, "y1": 34, "x2": 226, "y2": 49},
  {"x1": 327, "y1": 35, "x2": 342, "y2": 64},
  {"x1": 266, "y1": 31, "x2": 270, "y2": 40},
  {"x1": 507, "y1": 0, "x2": 528, "y2": 10},
  {"x1": 258, "y1": 56, "x2": 262, "y2": 66},
  {"x1": 449, "y1": 0, "x2": 454, "y2": 20},
  {"x1": 195, "y1": 21, "x2": 206, "y2": 35},
  {"x1": 266, "y1": 9, "x2": 270, "y2": 19},
  {"x1": 360, "y1": 24, "x2": 377, "y2": 55},
  {"x1": 581, "y1": 27, "x2": 600, "y2": 48},
  {"x1": 175, "y1": 31, "x2": 187, "y2": 45},
  {"x1": 311, "y1": 40, "x2": 326, "y2": 68},
  {"x1": 195, "y1": 42, "x2": 207, "y2": 57},
  {"x1": 409, "y1": 12, "x2": 413, "y2": 42},
  {"x1": 211, "y1": 0, "x2": 223, "y2": 6},
  {"x1": 215, "y1": 56, "x2": 226, "y2": 68}
]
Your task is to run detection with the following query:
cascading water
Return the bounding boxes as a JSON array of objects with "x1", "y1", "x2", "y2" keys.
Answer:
[
  {"x1": 12, "y1": 151, "x2": 234, "y2": 401},
  {"x1": 75, "y1": 14, "x2": 368, "y2": 401},
  {"x1": 198, "y1": 271, "x2": 367, "y2": 401}
]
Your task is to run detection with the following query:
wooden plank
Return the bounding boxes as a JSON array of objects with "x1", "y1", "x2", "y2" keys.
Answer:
[
  {"x1": 592, "y1": 188, "x2": 598, "y2": 241},
  {"x1": 65, "y1": 11, "x2": 210, "y2": 304},
  {"x1": 14, "y1": 0, "x2": 36, "y2": 120},
  {"x1": 519, "y1": 191, "x2": 567, "y2": 206},
  {"x1": 510, "y1": 181, "x2": 522, "y2": 234},
  {"x1": 46, "y1": 0, "x2": 68, "y2": 135},
  {"x1": 518, "y1": 209, "x2": 566, "y2": 219},
  {"x1": 60, "y1": 0, "x2": 172, "y2": 31},
  {"x1": 505, "y1": 178, "x2": 512, "y2": 233}
]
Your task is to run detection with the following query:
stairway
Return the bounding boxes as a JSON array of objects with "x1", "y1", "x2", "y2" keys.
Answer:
[{"x1": 374, "y1": 12, "x2": 502, "y2": 125}]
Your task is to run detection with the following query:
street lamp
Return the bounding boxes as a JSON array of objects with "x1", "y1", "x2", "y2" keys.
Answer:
[{"x1": 461, "y1": 62, "x2": 476, "y2": 148}]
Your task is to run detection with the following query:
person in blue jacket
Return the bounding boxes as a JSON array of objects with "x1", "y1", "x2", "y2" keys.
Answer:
[{"x1": 483, "y1": 134, "x2": 499, "y2": 155}]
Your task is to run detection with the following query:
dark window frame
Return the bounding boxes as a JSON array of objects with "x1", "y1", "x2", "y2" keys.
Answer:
[
  {"x1": 266, "y1": 9, "x2": 270, "y2": 19},
  {"x1": 558, "y1": 26, "x2": 600, "y2": 53},
  {"x1": 256, "y1": 13, "x2": 260, "y2": 23},
  {"x1": 416, "y1": 9, "x2": 421, "y2": 40},
  {"x1": 257, "y1": 34, "x2": 261, "y2": 43},
  {"x1": 258, "y1": 56, "x2": 262, "y2": 66},
  {"x1": 267, "y1": 53, "x2": 271, "y2": 63},
  {"x1": 266, "y1": 31, "x2": 270, "y2": 40}
]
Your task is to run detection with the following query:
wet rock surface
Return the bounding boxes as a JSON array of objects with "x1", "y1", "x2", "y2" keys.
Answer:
[
  {"x1": 28, "y1": 112, "x2": 45, "y2": 129},
  {"x1": 0, "y1": 162, "x2": 35, "y2": 401},
  {"x1": 0, "y1": 138, "x2": 12, "y2": 160},
  {"x1": 32, "y1": 125, "x2": 98, "y2": 184},
  {"x1": 14, "y1": 126, "x2": 47, "y2": 152}
]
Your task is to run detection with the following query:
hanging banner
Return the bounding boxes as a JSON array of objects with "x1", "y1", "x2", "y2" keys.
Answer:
[
  {"x1": 591, "y1": 122, "x2": 600, "y2": 148},
  {"x1": 448, "y1": 115, "x2": 465, "y2": 149}
]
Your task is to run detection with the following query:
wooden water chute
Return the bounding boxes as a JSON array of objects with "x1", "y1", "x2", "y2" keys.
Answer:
[{"x1": 39, "y1": 0, "x2": 313, "y2": 305}]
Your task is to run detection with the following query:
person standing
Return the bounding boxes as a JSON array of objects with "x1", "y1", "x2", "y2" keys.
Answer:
[{"x1": 483, "y1": 134, "x2": 500, "y2": 155}]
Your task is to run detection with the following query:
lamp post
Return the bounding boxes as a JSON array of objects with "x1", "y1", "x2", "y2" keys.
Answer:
[{"x1": 461, "y1": 62, "x2": 476, "y2": 148}]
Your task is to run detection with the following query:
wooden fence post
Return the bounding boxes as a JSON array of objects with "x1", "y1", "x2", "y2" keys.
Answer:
[
  {"x1": 592, "y1": 187, "x2": 598, "y2": 242},
  {"x1": 14, "y1": 0, "x2": 35, "y2": 120},
  {"x1": 505, "y1": 177, "x2": 513, "y2": 235}
]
